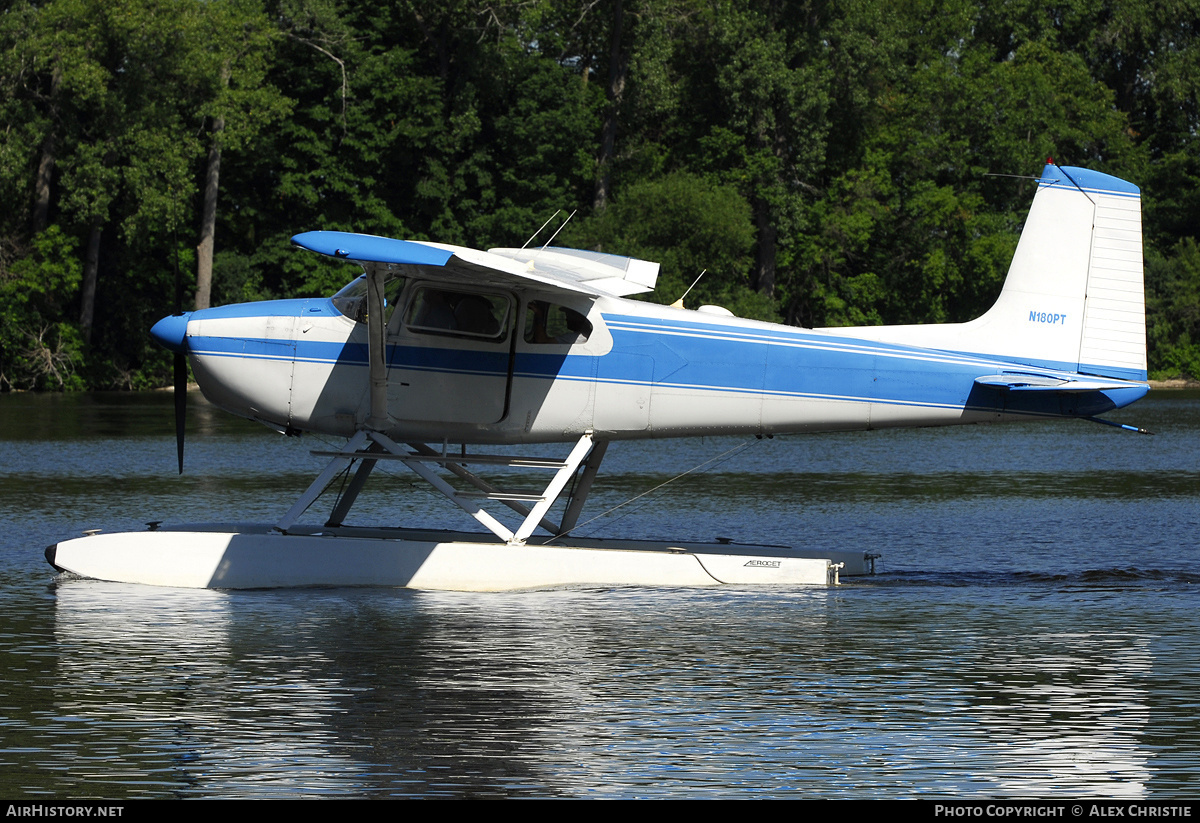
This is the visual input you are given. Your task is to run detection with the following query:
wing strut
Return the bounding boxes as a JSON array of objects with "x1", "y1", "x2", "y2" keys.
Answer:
[
  {"x1": 276, "y1": 431, "x2": 607, "y2": 545},
  {"x1": 365, "y1": 264, "x2": 390, "y2": 431}
]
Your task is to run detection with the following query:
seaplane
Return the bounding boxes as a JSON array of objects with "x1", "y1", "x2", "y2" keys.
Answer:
[{"x1": 46, "y1": 162, "x2": 1151, "y2": 590}]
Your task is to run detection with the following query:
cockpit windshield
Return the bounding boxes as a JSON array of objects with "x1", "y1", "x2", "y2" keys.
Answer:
[{"x1": 332, "y1": 274, "x2": 407, "y2": 324}]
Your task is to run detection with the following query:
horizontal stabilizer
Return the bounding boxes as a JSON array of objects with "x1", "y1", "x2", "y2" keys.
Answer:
[
  {"x1": 969, "y1": 371, "x2": 1149, "y2": 419},
  {"x1": 974, "y1": 373, "x2": 1145, "y2": 392}
]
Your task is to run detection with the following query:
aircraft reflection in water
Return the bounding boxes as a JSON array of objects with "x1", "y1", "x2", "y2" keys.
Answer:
[{"x1": 47, "y1": 163, "x2": 1151, "y2": 590}]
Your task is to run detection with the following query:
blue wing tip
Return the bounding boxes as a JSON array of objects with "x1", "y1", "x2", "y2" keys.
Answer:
[{"x1": 290, "y1": 231, "x2": 455, "y2": 267}]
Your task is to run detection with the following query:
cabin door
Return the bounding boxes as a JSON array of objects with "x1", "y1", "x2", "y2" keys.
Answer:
[{"x1": 385, "y1": 284, "x2": 514, "y2": 425}]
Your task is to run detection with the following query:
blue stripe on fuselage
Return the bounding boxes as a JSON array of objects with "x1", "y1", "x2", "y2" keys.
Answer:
[
  {"x1": 603, "y1": 314, "x2": 969, "y2": 409},
  {"x1": 188, "y1": 311, "x2": 1145, "y2": 413},
  {"x1": 598, "y1": 314, "x2": 1147, "y2": 412}
]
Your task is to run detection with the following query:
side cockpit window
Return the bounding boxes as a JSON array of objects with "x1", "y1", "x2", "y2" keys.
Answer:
[
  {"x1": 405, "y1": 287, "x2": 510, "y2": 341},
  {"x1": 332, "y1": 274, "x2": 406, "y2": 324},
  {"x1": 525, "y1": 301, "x2": 591, "y2": 345}
]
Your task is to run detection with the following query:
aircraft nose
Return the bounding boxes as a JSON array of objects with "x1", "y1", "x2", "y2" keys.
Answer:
[{"x1": 150, "y1": 313, "x2": 191, "y2": 352}]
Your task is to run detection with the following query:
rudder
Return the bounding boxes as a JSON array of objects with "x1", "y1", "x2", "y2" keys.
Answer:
[{"x1": 1067, "y1": 167, "x2": 1146, "y2": 380}]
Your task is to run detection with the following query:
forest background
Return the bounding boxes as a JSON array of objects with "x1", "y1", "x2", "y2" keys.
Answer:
[{"x1": 2, "y1": 0, "x2": 1198, "y2": 391}]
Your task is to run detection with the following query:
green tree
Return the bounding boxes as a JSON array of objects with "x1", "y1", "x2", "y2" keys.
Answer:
[
  {"x1": 0, "y1": 226, "x2": 84, "y2": 390},
  {"x1": 1147, "y1": 239, "x2": 1200, "y2": 379},
  {"x1": 566, "y1": 171, "x2": 764, "y2": 316}
]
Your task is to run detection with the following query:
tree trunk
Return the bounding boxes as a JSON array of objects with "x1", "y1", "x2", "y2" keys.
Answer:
[
  {"x1": 32, "y1": 135, "x2": 56, "y2": 235},
  {"x1": 194, "y1": 114, "x2": 224, "y2": 311},
  {"x1": 753, "y1": 196, "x2": 777, "y2": 297},
  {"x1": 593, "y1": 0, "x2": 626, "y2": 213},
  {"x1": 31, "y1": 67, "x2": 62, "y2": 235},
  {"x1": 195, "y1": 60, "x2": 231, "y2": 312},
  {"x1": 80, "y1": 220, "x2": 102, "y2": 345}
]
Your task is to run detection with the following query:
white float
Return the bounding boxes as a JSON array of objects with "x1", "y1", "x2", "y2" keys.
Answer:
[{"x1": 47, "y1": 524, "x2": 868, "y2": 591}]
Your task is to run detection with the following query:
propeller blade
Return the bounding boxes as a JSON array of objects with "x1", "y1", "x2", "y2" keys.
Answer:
[{"x1": 149, "y1": 313, "x2": 190, "y2": 473}]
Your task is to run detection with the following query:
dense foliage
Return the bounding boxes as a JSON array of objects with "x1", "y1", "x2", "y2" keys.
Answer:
[{"x1": 2, "y1": 0, "x2": 1199, "y2": 390}]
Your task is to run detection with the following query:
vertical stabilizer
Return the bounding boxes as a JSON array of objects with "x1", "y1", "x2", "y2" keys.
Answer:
[{"x1": 973, "y1": 164, "x2": 1145, "y2": 380}]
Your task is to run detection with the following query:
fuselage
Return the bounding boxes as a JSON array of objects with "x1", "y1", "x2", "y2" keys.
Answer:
[{"x1": 164, "y1": 278, "x2": 1149, "y2": 445}]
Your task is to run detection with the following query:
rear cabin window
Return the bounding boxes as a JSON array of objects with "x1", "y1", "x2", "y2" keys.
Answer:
[
  {"x1": 524, "y1": 301, "x2": 592, "y2": 345},
  {"x1": 405, "y1": 288, "x2": 510, "y2": 341}
]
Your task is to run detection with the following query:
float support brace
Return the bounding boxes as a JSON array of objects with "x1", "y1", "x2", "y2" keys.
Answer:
[{"x1": 282, "y1": 431, "x2": 604, "y2": 546}]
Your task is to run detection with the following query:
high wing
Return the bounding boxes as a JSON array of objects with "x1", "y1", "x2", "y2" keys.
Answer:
[{"x1": 290, "y1": 231, "x2": 659, "y2": 297}]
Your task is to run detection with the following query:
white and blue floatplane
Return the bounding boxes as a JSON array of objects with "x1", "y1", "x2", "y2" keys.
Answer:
[{"x1": 46, "y1": 163, "x2": 1150, "y2": 590}]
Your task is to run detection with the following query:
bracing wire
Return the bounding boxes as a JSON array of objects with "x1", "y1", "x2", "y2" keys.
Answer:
[{"x1": 545, "y1": 438, "x2": 760, "y2": 543}]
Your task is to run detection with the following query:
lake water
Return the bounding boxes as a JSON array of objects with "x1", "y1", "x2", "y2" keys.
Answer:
[{"x1": 1, "y1": 390, "x2": 1198, "y2": 798}]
